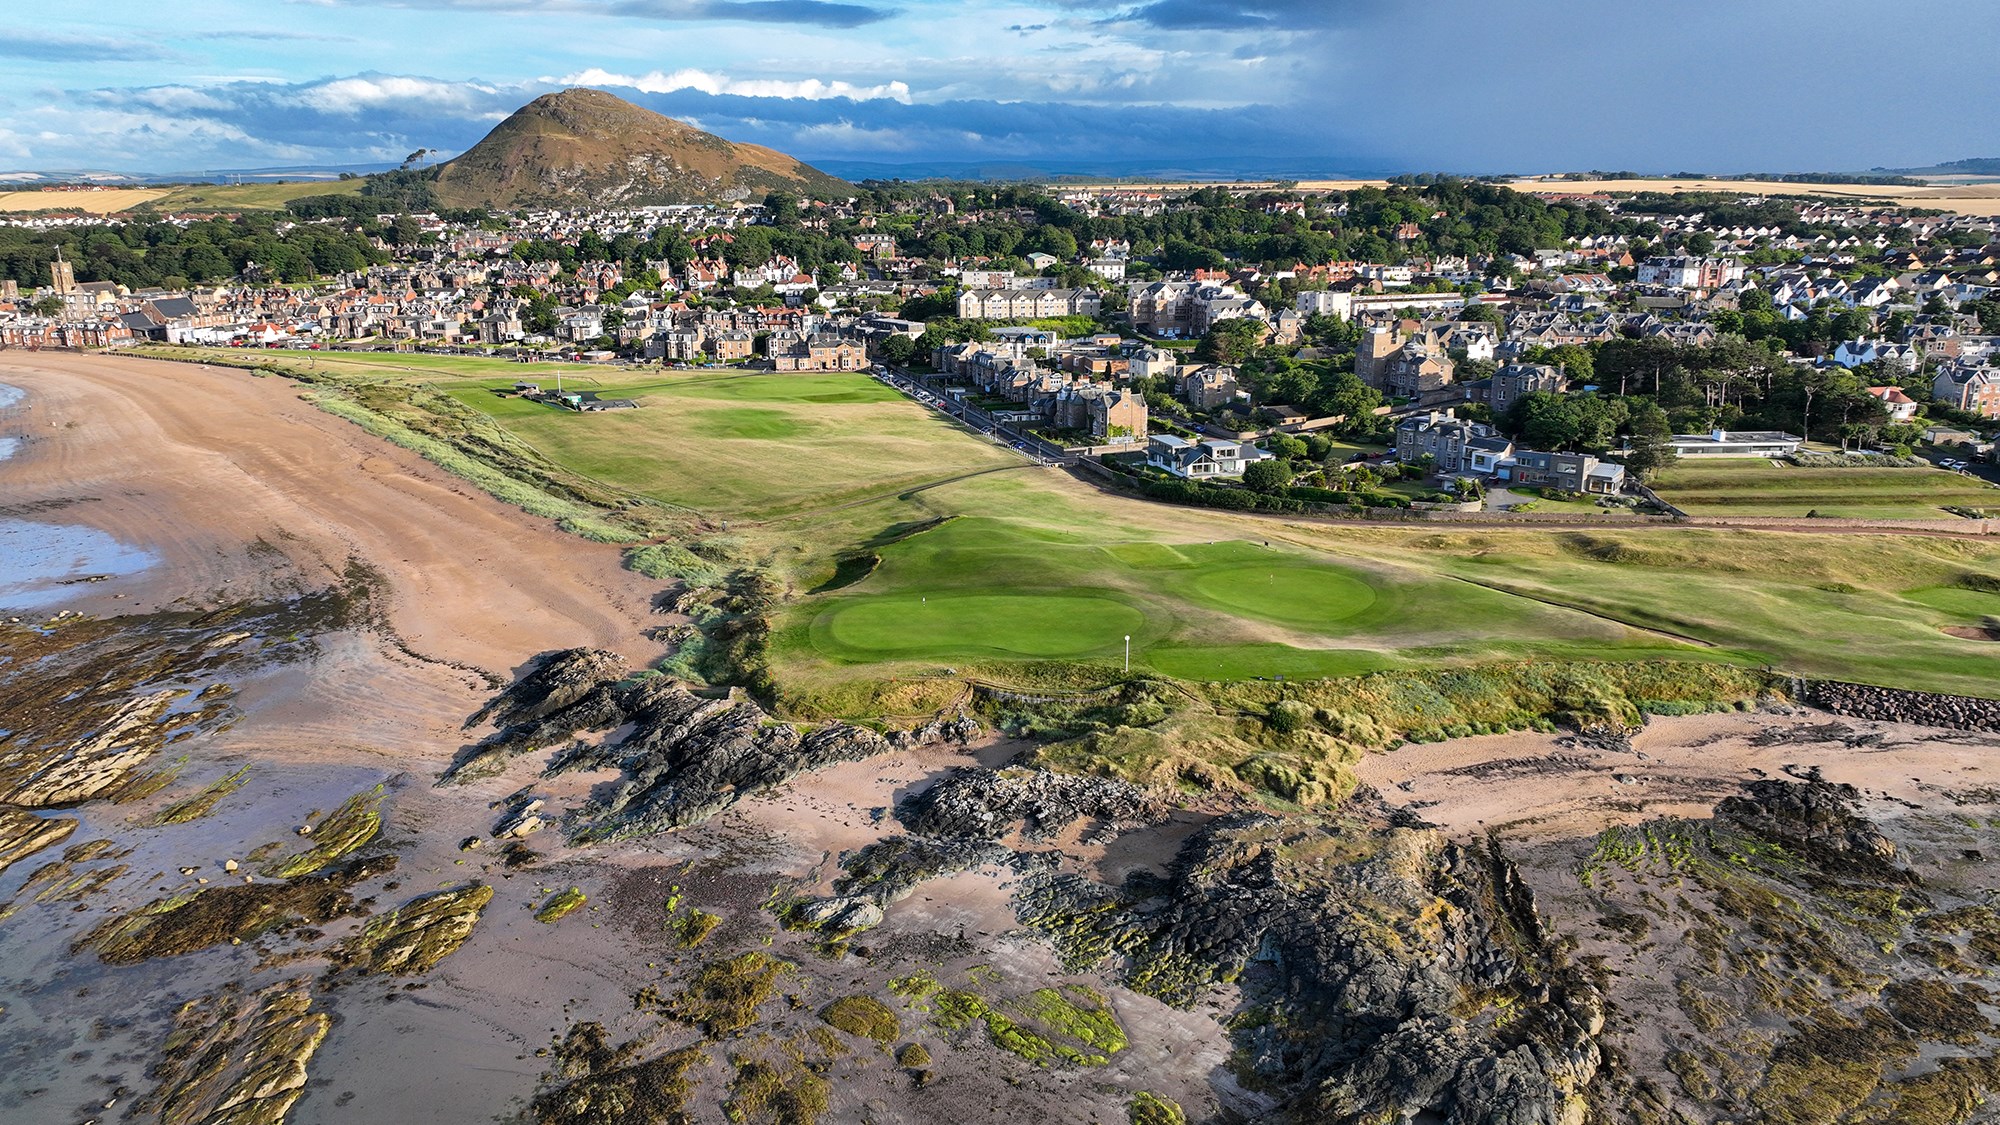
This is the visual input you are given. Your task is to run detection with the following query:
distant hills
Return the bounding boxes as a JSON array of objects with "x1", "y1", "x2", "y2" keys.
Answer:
[
  {"x1": 1872, "y1": 157, "x2": 2000, "y2": 177},
  {"x1": 430, "y1": 88, "x2": 849, "y2": 209}
]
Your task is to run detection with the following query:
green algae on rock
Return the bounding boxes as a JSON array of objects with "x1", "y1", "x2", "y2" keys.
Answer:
[
  {"x1": 532, "y1": 1022, "x2": 709, "y2": 1125},
  {"x1": 535, "y1": 886, "x2": 587, "y2": 923},
  {"x1": 81, "y1": 856, "x2": 391, "y2": 964},
  {"x1": 148, "y1": 766, "x2": 252, "y2": 826},
  {"x1": 142, "y1": 980, "x2": 330, "y2": 1125},
  {"x1": 819, "y1": 995, "x2": 899, "y2": 1044},
  {"x1": 0, "y1": 807, "x2": 76, "y2": 876},
  {"x1": 344, "y1": 882, "x2": 493, "y2": 974},
  {"x1": 261, "y1": 786, "x2": 385, "y2": 879}
]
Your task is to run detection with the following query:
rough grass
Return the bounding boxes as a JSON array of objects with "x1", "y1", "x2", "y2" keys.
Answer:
[{"x1": 1655, "y1": 462, "x2": 2000, "y2": 519}]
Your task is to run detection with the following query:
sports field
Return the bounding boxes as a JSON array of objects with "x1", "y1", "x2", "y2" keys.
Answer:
[{"x1": 1653, "y1": 462, "x2": 2000, "y2": 519}]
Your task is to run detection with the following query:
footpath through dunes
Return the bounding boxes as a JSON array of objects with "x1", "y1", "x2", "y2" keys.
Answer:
[{"x1": 0, "y1": 350, "x2": 661, "y2": 676}]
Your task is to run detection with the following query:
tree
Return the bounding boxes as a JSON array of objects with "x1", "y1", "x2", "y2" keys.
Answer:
[
  {"x1": 1243, "y1": 459, "x2": 1294, "y2": 494},
  {"x1": 876, "y1": 334, "x2": 917, "y2": 367},
  {"x1": 1316, "y1": 371, "x2": 1382, "y2": 429},
  {"x1": 30, "y1": 295, "x2": 63, "y2": 316},
  {"x1": 1623, "y1": 400, "x2": 1678, "y2": 483},
  {"x1": 1195, "y1": 318, "x2": 1267, "y2": 365}
]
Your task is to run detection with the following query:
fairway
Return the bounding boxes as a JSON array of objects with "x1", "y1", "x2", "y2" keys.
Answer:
[
  {"x1": 280, "y1": 358, "x2": 1025, "y2": 521},
  {"x1": 781, "y1": 504, "x2": 1677, "y2": 690},
  {"x1": 816, "y1": 593, "x2": 1145, "y2": 659},
  {"x1": 1655, "y1": 463, "x2": 2000, "y2": 519}
]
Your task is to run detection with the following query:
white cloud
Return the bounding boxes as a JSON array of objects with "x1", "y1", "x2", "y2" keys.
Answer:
[
  {"x1": 292, "y1": 75, "x2": 504, "y2": 114},
  {"x1": 548, "y1": 67, "x2": 912, "y2": 104}
]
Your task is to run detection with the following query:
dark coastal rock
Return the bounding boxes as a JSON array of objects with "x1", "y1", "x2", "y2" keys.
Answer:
[
  {"x1": 467, "y1": 648, "x2": 628, "y2": 731},
  {"x1": 1798, "y1": 678, "x2": 2000, "y2": 732},
  {"x1": 1717, "y1": 778, "x2": 1900, "y2": 867},
  {"x1": 897, "y1": 767, "x2": 1169, "y2": 842},
  {"x1": 80, "y1": 855, "x2": 394, "y2": 965},
  {"x1": 1015, "y1": 814, "x2": 1602, "y2": 1124},
  {"x1": 455, "y1": 653, "x2": 980, "y2": 840}
]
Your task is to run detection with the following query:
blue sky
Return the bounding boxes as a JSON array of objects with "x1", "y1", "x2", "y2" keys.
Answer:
[{"x1": 0, "y1": 0, "x2": 1994, "y2": 175}]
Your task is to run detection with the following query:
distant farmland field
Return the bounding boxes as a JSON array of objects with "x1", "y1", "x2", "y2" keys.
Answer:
[{"x1": 0, "y1": 189, "x2": 167, "y2": 213}]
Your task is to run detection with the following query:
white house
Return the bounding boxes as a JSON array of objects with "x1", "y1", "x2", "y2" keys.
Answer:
[
  {"x1": 1146, "y1": 434, "x2": 1271, "y2": 479},
  {"x1": 1667, "y1": 429, "x2": 1804, "y2": 458}
]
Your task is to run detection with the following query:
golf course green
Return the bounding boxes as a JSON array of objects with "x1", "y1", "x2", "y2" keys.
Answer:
[
  {"x1": 815, "y1": 593, "x2": 1147, "y2": 659},
  {"x1": 1184, "y1": 565, "x2": 1379, "y2": 629}
]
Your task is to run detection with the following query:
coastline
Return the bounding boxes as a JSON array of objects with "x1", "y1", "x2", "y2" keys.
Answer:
[{"x1": 3, "y1": 348, "x2": 1999, "y2": 1123}]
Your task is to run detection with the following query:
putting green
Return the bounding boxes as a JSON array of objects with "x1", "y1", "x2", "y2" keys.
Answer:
[
  {"x1": 815, "y1": 593, "x2": 1145, "y2": 659},
  {"x1": 1184, "y1": 565, "x2": 1380, "y2": 629}
]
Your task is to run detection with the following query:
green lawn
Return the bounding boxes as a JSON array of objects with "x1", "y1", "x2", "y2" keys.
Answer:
[{"x1": 1655, "y1": 462, "x2": 2000, "y2": 519}]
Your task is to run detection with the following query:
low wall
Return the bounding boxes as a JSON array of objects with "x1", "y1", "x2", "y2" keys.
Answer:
[{"x1": 1797, "y1": 679, "x2": 2000, "y2": 732}]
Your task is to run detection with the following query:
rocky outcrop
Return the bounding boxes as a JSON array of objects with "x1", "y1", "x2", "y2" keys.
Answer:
[
  {"x1": 455, "y1": 650, "x2": 980, "y2": 840},
  {"x1": 81, "y1": 855, "x2": 393, "y2": 965},
  {"x1": 1799, "y1": 678, "x2": 2000, "y2": 732},
  {"x1": 1014, "y1": 815, "x2": 1602, "y2": 1124},
  {"x1": 343, "y1": 882, "x2": 493, "y2": 974},
  {"x1": 0, "y1": 807, "x2": 77, "y2": 876},
  {"x1": 445, "y1": 648, "x2": 630, "y2": 783},
  {"x1": 567, "y1": 682, "x2": 875, "y2": 842},
  {"x1": 1717, "y1": 777, "x2": 1901, "y2": 872},
  {"x1": 897, "y1": 768, "x2": 1169, "y2": 842},
  {"x1": 144, "y1": 981, "x2": 329, "y2": 1125}
]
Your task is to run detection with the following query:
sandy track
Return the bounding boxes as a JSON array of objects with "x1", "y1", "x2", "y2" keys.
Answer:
[{"x1": 0, "y1": 350, "x2": 661, "y2": 678}]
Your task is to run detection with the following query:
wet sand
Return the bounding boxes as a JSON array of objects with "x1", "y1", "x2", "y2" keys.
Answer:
[{"x1": 0, "y1": 351, "x2": 661, "y2": 676}]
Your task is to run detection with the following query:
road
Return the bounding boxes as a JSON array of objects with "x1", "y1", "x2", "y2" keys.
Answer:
[{"x1": 870, "y1": 365, "x2": 1072, "y2": 467}]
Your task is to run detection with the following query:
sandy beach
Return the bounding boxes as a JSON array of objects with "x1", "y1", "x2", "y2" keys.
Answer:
[{"x1": 0, "y1": 351, "x2": 661, "y2": 676}]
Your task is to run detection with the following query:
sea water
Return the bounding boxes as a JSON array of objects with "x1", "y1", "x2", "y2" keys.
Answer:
[{"x1": 0, "y1": 382, "x2": 159, "y2": 610}]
